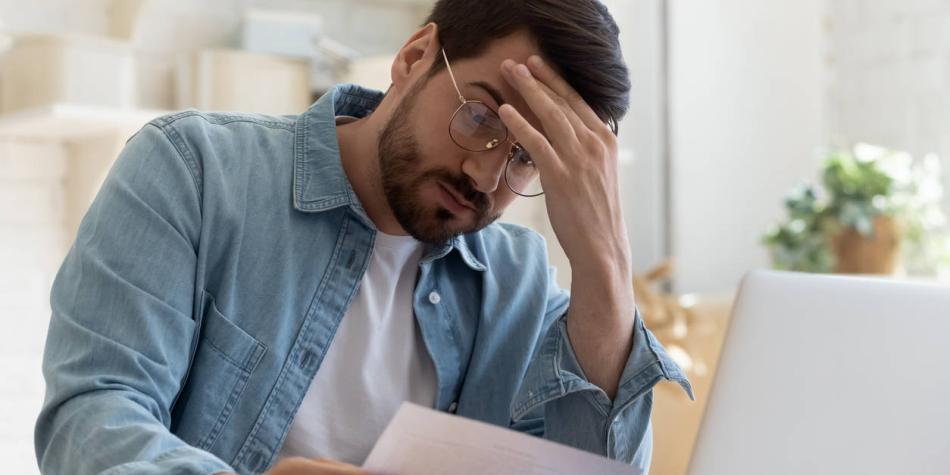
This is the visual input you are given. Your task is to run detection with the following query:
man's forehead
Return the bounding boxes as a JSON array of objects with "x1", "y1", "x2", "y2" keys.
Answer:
[
  {"x1": 455, "y1": 55, "x2": 545, "y2": 126},
  {"x1": 440, "y1": 30, "x2": 550, "y2": 132}
]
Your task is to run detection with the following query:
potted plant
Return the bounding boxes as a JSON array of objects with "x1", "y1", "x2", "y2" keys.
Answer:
[{"x1": 763, "y1": 144, "x2": 950, "y2": 276}]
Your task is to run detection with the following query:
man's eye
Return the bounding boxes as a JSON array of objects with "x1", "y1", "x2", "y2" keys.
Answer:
[{"x1": 511, "y1": 147, "x2": 535, "y2": 167}]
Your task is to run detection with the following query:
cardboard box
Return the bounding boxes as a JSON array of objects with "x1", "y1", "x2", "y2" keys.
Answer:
[
  {"x1": 0, "y1": 34, "x2": 134, "y2": 113},
  {"x1": 176, "y1": 49, "x2": 312, "y2": 115},
  {"x1": 241, "y1": 8, "x2": 323, "y2": 59}
]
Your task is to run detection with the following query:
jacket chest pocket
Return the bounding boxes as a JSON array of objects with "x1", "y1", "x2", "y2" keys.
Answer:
[{"x1": 171, "y1": 291, "x2": 267, "y2": 451}]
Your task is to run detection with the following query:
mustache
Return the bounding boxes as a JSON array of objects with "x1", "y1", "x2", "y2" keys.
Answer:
[{"x1": 422, "y1": 169, "x2": 492, "y2": 213}]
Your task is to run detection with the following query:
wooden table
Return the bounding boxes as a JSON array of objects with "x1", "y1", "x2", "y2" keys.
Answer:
[{"x1": 649, "y1": 293, "x2": 735, "y2": 475}]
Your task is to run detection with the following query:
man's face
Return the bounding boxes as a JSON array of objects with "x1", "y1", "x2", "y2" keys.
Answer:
[{"x1": 377, "y1": 31, "x2": 545, "y2": 244}]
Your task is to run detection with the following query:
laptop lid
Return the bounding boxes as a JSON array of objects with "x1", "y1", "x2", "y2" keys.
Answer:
[{"x1": 687, "y1": 270, "x2": 950, "y2": 475}]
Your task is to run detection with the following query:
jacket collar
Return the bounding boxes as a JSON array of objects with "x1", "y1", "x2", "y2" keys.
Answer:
[
  {"x1": 292, "y1": 84, "x2": 486, "y2": 272},
  {"x1": 292, "y1": 84, "x2": 381, "y2": 214}
]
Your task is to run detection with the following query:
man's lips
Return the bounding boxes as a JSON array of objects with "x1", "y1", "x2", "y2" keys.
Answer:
[{"x1": 438, "y1": 182, "x2": 477, "y2": 213}]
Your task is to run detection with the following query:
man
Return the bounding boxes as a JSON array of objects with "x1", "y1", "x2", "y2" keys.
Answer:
[{"x1": 35, "y1": 0, "x2": 691, "y2": 474}]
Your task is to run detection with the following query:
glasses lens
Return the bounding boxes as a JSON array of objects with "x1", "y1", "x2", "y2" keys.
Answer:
[
  {"x1": 505, "y1": 145, "x2": 543, "y2": 197},
  {"x1": 450, "y1": 102, "x2": 508, "y2": 151}
]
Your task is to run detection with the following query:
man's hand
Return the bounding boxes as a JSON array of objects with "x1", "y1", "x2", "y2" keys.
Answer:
[
  {"x1": 498, "y1": 56, "x2": 631, "y2": 278},
  {"x1": 498, "y1": 56, "x2": 637, "y2": 399},
  {"x1": 217, "y1": 456, "x2": 370, "y2": 475},
  {"x1": 265, "y1": 457, "x2": 369, "y2": 475}
]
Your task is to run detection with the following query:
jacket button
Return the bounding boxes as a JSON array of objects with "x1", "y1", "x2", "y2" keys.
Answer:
[
  {"x1": 428, "y1": 291, "x2": 441, "y2": 304},
  {"x1": 448, "y1": 401, "x2": 458, "y2": 413}
]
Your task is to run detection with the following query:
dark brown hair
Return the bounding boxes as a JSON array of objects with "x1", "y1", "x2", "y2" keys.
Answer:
[{"x1": 424, "y1": 0, "x2": 630, "y2": 134}]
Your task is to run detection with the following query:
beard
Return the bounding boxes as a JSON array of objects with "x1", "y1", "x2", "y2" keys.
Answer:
[{"x1": 377, "y1": 84, "x2": 501, "y2": 244}]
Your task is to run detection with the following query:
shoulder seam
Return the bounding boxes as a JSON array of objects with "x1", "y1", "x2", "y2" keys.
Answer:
[
  {"x1": 154, "y1": 110, "x2": 296, "y2": 132},
  {"x1": 146, "y1": 123, "x2": 203, "y2": 201}
]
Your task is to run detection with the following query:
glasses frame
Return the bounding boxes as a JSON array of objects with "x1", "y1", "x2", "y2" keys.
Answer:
[{"x1": 441, "y1": 48, "x2": 544, "y2": 198}]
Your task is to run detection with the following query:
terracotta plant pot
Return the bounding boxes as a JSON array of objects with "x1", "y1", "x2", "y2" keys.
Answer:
[{"x1": 829, "y1": 215, "x2": 901, "y2": 274}]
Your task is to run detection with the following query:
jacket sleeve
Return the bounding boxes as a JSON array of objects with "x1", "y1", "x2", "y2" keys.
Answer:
[
  {"x1": 34, "y1": 124, "x2": 234, "y2": 475},
  {"x1": 509, "y1": 266, "x2": 693, "y2": 473}
]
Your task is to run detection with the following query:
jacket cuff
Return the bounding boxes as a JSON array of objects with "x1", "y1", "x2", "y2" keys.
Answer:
[{"x1": 512, "y1": 308, "x2": 693, "y2": 422}]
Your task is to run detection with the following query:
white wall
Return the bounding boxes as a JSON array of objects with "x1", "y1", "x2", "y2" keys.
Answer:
[
  {"x1": 603, "y1": 0, "x2": 671, "y2": 275},
  {"x1": 668, "y1": 0, "x2": 826, "y2": 293},
  {"x1": 826, "y1": 0, "x2": 950, "y2": 211},
  {"x1": 0, "y1": 142, "x2": 69, "y2": 475}
]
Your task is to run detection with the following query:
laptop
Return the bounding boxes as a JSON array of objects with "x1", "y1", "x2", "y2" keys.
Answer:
[{"x1": 687, "y1": 270, "x2": 950, "y2": 475}]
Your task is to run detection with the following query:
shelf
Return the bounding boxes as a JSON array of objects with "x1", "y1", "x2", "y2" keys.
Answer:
[{"x1": 0, "y1": 104, "x2": 171, "y2": 141}]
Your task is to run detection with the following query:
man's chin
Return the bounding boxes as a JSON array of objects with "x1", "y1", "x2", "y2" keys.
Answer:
[{"x1": 402, "y1": 207, "x2": 479, "y2": 244}]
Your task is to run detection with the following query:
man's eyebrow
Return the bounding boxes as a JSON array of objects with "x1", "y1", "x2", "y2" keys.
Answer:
[
  {"x1": 469, "y1": 80, "x2": 550, "y2": 145},
  {"x1": 469, "y1": 81, "x2": 508, "y2": 107}
]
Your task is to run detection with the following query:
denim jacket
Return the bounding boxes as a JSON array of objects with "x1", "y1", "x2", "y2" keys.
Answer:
[{"x1": 35, "y1": 84, "x2": 692, "y2": 475}]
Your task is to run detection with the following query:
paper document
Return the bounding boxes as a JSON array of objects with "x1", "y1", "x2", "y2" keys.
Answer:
[{"x1": 362, "y1": 402, "x2": 642, "y2": 475}]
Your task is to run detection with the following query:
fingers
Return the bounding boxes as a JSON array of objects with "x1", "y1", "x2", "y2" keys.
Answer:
[
  {"x1": 498, "y1": 102, "x2": 558, "y2": 174},
  {"x1": 533, "y1": 78, "x2": 589, "y2": 141},
  {"x1": 525, "y1": 55, "x2": 612, "y2": 137},
  {"x1": 498, "y1": 54, "x2": 616, "y2": 182},
  {"x1": 501, "y1": 59, "x2": 578, "y2": 151},
  {"x1": 312, "y1": 458, "x2": 367, "y2": 473},
  {"x1": 266, "y1": 456, "x2": 373, "y2": 475}
]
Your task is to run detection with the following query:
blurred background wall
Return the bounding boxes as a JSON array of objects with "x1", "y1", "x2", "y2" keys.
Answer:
[{"x1": 667, "y1": 0, "x2": 826, "y2": 292}]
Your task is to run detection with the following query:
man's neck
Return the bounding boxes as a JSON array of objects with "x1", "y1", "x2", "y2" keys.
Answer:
[{"x1": 335, "y1": 116, "x2": 406, "y2": 235}]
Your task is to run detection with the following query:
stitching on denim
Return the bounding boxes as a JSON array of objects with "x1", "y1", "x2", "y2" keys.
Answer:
[
  {"x1": 555, "y1": 322, "x2": 610, "y2": 418},
  {"x1": 233, "y1": 216, "x2": 356, "y2": 468},
  {"x1": 155, "y1": 109, "x2": 295, "y2": 131},
  {"x1": 148, "y1": 124, "x2": 202, "y2": 201},
  {"x1": 198, "y1": 351, "x2": 255, "y2": 451},
  {"x1": 292, "y1": 113, "x2": 306, "y2": 208}
]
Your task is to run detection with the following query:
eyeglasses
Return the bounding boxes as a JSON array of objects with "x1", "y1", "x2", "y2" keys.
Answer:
[{"x1": 441, "y1": 48, "x2": 544, "y2": 197}]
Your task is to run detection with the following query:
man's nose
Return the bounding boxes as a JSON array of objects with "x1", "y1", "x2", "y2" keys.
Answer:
[{"x1": 460, "y1": 146, "x2": 508, "y2": 194}]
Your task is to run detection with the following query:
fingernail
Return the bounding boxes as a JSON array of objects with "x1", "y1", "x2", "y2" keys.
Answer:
[
  {"x1": 515, "y1": 64, "x2": 530, "y2": 77},
  {"x1": 529, "y1": 56, "x2": 543, "y2": 68}
]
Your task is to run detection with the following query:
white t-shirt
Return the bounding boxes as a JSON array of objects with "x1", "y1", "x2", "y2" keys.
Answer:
[{"x1": 276, "y1": 228, "x2": 438, "y2": 465}]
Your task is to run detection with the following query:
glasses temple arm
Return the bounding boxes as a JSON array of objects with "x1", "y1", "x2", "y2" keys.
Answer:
[{"x1": 441, "y1": 48, "x2": 466, "y2": 104}]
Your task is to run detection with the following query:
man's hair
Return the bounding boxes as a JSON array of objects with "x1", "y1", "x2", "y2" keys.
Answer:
[{"x1": 424, "y1": 0, "x2": 630, "y2": 134}]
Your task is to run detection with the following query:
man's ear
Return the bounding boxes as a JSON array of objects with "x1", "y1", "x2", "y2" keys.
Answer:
[{"x1": 390, "y1": 22, "x2": 440, "y2": 94}]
